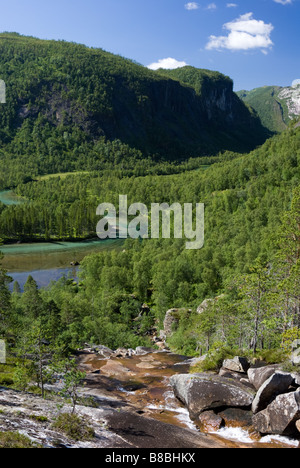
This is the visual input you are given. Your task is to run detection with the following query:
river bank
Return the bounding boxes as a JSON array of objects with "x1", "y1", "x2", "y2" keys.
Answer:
[
  {"x1": 75, "y1": 349, "x2": 300, "y2": 448},
  {"x1": 0, "y1": 238, "x2": 124, "y2": 290}
]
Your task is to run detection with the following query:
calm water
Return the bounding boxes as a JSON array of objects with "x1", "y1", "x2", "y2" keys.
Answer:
[
  {"x1": 0, "y1": 190, "x2": 25, "y2": 205},
  {"x1": 1, "y1": 239, "x2": 124, "y2": 290},
  {"x1": 0, "y1": 190, "x2": 124, "y2": 289}
]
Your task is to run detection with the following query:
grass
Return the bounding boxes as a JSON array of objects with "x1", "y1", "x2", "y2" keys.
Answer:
[
  {"x1": 0, "y1": 431, "x2": 42, "y2": 448},
  {"x1": 51, "y1": 413, "x2": 95, "y2": 442},
  {"x1": 37, "y1": 171, "x2": 91, "y2": 181}
]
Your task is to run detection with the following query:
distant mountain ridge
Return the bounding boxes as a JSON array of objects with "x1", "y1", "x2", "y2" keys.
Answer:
[
  {"x1": 0, "y1": 33, "x2": 271, "y2": 186},
  {"x1": 237, "y1": 84, "x2": 300, "y2": 134}
]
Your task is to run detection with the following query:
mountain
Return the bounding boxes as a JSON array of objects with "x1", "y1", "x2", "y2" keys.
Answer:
[
  {"x1": 0, "y1": 33, "x2": 270, "y2": 186},
  {"x1": 237, "y1": 84, "x2": 300, "y2": 134}
]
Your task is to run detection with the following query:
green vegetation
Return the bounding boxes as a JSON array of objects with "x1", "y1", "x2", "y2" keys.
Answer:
[
  {"x1": 0, "y1": 431, "x2": 41, "y2": 448},
  {"x1": 236, "y1": 86, "x2": 292, "y2": 133},
  {"x1": 51, "y1": 413, "x2": 95, "y2": 441},
  {"x1": 0, "y1": 33, "x2": 268, "y2": 189},
  {"x1": 0, "y1": 34, "x2": 299, "y2": 396},
  {"x1": 0, "y1": 124, "x2": 298, "y2": 366}
]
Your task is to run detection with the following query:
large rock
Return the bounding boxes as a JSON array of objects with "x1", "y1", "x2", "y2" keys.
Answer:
[
  {"x1": 163, "y1": 309, "x2": 190, "y2": 337},
  {"x1": 223, "y1": 356, "x2": 250, "y2": 374},
  {"x1": 247, "y1": 365, "x2": 281, "y2": 391},
  {"x1": 135, "y1": 346, "x2": 156, "y2": 356},
  {"x1": 198, "y1": 410, "x2": 223, "y2": 432},
  {"x1": 253, "y1": 390, "x2": 300, "y2": 436},
  {"x1": 252, "y1": 371, "x2": 294, "y2": 414},
  {"x1": 170, "y1": 373, "x2": 255, "y2": 419},
  {"x1": 291, "y1": 348, "x2": 300, "y2": 365}
]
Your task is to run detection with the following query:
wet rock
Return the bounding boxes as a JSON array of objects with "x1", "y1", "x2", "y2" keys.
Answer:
[
  {"x1": 253, "y1": 389, "x2": 300, "y2": 436},
  {"x1": 198, "y1": 410, "x2": 223, "y2": 433},
  {"x1": 247, "y1": 365, "x2": 281, "y2": 391},
  {"x1": 100, "y1": 360, "x2": 136, "y2": 378},
  {"x1": 217, "y1": 408, "x2": 253, "y2": 428},
  {"x1": 252, "y1": 371, "x2": 294, "y2": 414},
  {"x1": 135, "y1": 346, "x2": 156, "y2": 356},
  {"x1": 114, "y1": 348, "x2": 131, "y2": 358},
  {"x1": 94, "y1": 345, "x2": 114, "y2": 358},
  {"x1": 104, "y1": 410, "x2": 230, "y2": 448},
  {"x1": 170, "y1": 374, "x2": 255, "y2": 419},
  {"x1": 223, "y1": 357, "x2": 250, "y2": 374}
]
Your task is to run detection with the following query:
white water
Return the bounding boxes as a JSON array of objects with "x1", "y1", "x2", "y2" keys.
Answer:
[{"x1": 211, "y1": 427, "x2": 299, "y2": 447}]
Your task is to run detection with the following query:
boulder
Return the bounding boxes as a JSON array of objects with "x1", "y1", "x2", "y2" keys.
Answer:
[
  {"x1": 222, "y1": 356, "x2": 250, "y2": 374},
  {"x1": 170, "y1": 373, "x2": 255, "y2": 419},
  {"x1": 217, "y1": 408, "x2": 253, "y2": 428},
  {"x1": 291, "y1": 339, "x2": 300, "y2": 350},
  {"x1": 247, "y1": 365, "x2": 281, "y2": 391},
  {"x1": 252, "y1": 371, "x2": 294, "y2": 414},
  {"x1": 198, "y1": 410, "x2": 223, "y2": 433},
  {"x1": 135, "y1": 346, "x2": 156, "y2": 356},
  {"x1": 253, "y1": 390, "x2": 300, "y2": 436},
  {"x1": 291, "y1": 348, "x2": 300, "y2": 365},
  {"x1": 163, "y1": 309, "x2": 190, "y2": 337},
  {"x1": 219, "y1": 368, "x2": 246, "y2": 381},
  {"x1": 94, "y1": 345, "x2": 114, "y2": 358},
  {"x1": 114, "y1": 347, "x2": 130, "y2": 358}
]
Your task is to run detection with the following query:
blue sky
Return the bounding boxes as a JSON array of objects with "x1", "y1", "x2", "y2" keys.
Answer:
[{"x1": 0, "y1": 0, "x2": 299, "y2": 90}]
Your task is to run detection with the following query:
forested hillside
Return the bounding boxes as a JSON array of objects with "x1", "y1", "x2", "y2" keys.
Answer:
[
  {"x1": 0, "y1": 123, "x2": 299, "y2": 356},
  {"x1": 237, "y1": 84, "x2": 300, "y2": 134},
  {"x1": 0, "y1": 33, "x2": 270, "y2": 188}
]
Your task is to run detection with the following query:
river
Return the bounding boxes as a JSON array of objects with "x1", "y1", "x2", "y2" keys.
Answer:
[
  {"x1": 1, "y1": 239, "x2": 124, "y2": 290},
  {"x1": 0, "y1": 190, "x2": 124, "y2": 289},
  {"x1": 78, "y1": 350, "x2": 300, "y2": 449}
]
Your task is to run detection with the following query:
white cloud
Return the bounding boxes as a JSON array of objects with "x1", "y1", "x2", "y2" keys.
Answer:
[
  {"x1": 206, "y1": 3, "x2": 217, "y2": 10},
  {"x1": 227, "y1": 3, "x2": 238, "y2": 7},
  {"x1": 292, "y1": 79, "x2": 300, "y2": 87},
  {"x1": 147, "y1": 58, "x2": 188, "y2": 71},
  {"x1": 206, "y1": 12, "x2": 274, "y2": 53},
  {"x1": 185, "y1": 2, "x2": 199, "y2": 10},
  {"x1": 273, "y1": 0, "x2": 292, "y2": 5}
]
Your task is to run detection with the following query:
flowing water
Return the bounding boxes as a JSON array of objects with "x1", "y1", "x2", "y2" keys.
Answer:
[{"x1": 79, "y1": 351, "x2": 300, "y2": 449}]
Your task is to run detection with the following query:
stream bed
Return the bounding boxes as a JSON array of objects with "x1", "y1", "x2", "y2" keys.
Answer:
[{"x1": 78, "y1": 350, "x2": 300, "y2": 449}]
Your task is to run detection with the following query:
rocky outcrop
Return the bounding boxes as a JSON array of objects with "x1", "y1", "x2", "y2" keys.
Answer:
[
  {"x1": 163, "y1": 308, "x2": 191, "y2": 337},
  {"x1": 251, "y1": 372, "x2": 294, "y2": 414},
  {"x1": 247, "y1": 365, "x2": 281, "y2": 391},
  {"x1": 171, "y1": 354, "x2": 300, "y2": 438},
  {"x1": 253, "y1": 390, "x2": 300, "y2": 436},
  {"x1": 198, "y1": 410, "x2": 223, "y2": 432},
  {"x1": 223, "y1": 356, "x2": 250, "y2": 374},
  {"x1": 170, "y1": 374, "x2": 255, "y2": 419},
  {"x1": 291, "y1": 348, "x2": 300, "y2": 365}
]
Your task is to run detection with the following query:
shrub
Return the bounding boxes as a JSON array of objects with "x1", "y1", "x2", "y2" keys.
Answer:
[
  {"x1": 0, "y1": 431, "x2": 42, "y2": 448},
  {"x1": 51, "y1": 413, "x2": 95, "y2": 441}
]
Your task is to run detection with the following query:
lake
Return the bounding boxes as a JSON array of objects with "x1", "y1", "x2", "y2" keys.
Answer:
[
  {"x1": 0, "y1": 190, "x2": 124, "y2": 289},
  {"x1": 0, "y1": 190, "x2": 26, "y2": 205},
  {"x1": 1, "y1": 239, "x2": 124, "y2": 291}
]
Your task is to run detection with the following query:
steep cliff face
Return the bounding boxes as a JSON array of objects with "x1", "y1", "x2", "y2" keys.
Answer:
[
  {"x1": 159, "y1": 66, "x2": 270, "y2": 151},
  {"x1": 0, "y1": 34, "x2": 269, "y2": 162},
  {"x1": 237, "y1": 84, "x2": 300, "y2": 134}
]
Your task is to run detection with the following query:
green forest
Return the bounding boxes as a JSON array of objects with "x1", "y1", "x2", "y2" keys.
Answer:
[
  {"x1": 0, "y1": 34, "x2": 299, "y2": 394},
  {"x1": 0, "y1": 123, "x2": 299, "y2": 381}
]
